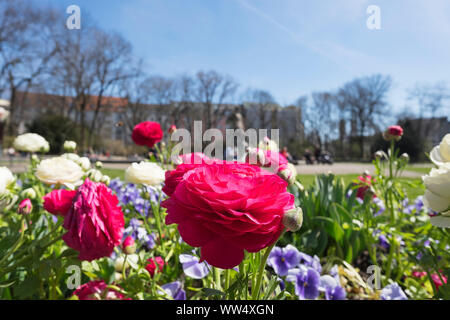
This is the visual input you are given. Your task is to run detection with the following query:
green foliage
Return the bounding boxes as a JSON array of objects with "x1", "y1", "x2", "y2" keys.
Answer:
[{"x1": 27, "y1": 113, "x2": 80, "y2": 154}]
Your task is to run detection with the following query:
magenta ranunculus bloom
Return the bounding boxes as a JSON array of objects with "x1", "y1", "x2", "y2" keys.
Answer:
[
  {"x1": 131, "y1": 121, "x2": 163, "y2": 148},
  {"x1": 43, "y1": 189, "x2": 77, "y2": 217},
  {"x1": 73, "y1": 280, "x2": 130, "y2": 300},
  {"x1": 45, "y1": 179, "x2": 125, "y2": 261},
  {"x1": 162, "y1": 162, "x2": 294, "y2": 269},
  {"x1": 388, "y1": 125, "x2": 403, "y2": 137}
]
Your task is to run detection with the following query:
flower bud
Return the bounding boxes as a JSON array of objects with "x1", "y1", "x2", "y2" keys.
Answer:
[
  {"x1": 375, "y1": 151, "x2": 384, "y2": 159},
  {"x1": 277, "y1": 163, "x2": 297, "y2": 185},
  {"x1": 169, "y1": 125, "x2": 177, "y2": 134},
  {"x1": 101, "y1": 175, "x2": 111, "y2": 186},
  {"x1": 77, "y1": 157, "x2": 91, "y2": 171},
  {"x1": 282, "y1": 207, "x2": 303, "y2": 232},
  {"x1": 383, "y1": 125, "x2": 403, "y2": 142},
  {"x1": 95, "y1": 161, "x2": 103, "y2": 169},
  {"x1": 122, "y1": 236, "x2": 136, "y2": 255},
  {"x1": 400, "y1": 153, "x2": 409, "y2": 162},
  {"x1": 20, "y1": 188, "x2": 37, "y2": 199},
  {"x1": 31, "y1": 154, "x2": 39, "y2": 162},
  {"x1": 87, "y1": 169, "x2": 103, "y2": 182},
  {"x1": 63, "y1": 141, "x2": 77, "y2": 152},
  {"x1": 18, "y1": 198, "x2": 33, "y2": 215}
]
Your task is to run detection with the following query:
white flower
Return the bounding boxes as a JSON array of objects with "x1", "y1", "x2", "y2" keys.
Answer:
[
  {"x1": 0, "y1": 167, "x2": 14, "y2": 195},
  {"x1": 258, "y1": 137, "x2": 279, "y2": 152},
  {"x1": 63, "y1": 140, "x2": 77, "y2": 152},
  {"x1": 0, "y1": 107, "x2": 10, "y2": 122},
  {"x1": 35, "y1": 157, "x2": 83, "y2": 188},
  {"x1": 13, "y1": 133, "x2": 49, "y2": 153},
  {"x1": 423, "y1": 163, "x2": 450, "y2": 228},
  {"x1": 77, "y1": 157, "x2": 91, "y2": 171},
  {"x1": 86, "y1": 169, "x2": 103, "y2": 182},
  {"x1": 430, "y1": 134, "x2": 450, "y2": 166},
  {"x1": 61, "y1": 153, "x2": 80, "y2": 162},
  {"x1": 125, "y1": 161, "x2": 165, "y2": 186},
  {"x1": 114, "y1": 254, "x2": 139, "y2": 272}
]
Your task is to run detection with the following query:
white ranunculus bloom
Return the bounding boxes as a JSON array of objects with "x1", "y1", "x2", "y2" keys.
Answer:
[
  {"x1": 77, "y1": 157, "x2": 91, "y2": 171},
  {"x1": 13, "y1": 133, "x2": 50, "y2": 153},
  {"x1": 0, "y1": 167, "x2": 14, "y2": 194},
  {"x1": 61, "y1": 153, "x2": 80, "y2": 162},
  {"x1": 423, "y1": 163, "x2": 450, "y2": 225},
  {"x1": 430, "y1": 134, "x2": 450, "y2": 166},
  {"x1": 258, "y1": 137, "x2": 279, "y2": 152},
  {"x1": 35, "y1": 157, "x2": 83, "y2": 188},
  {"x1": 125, "y1": 161, "x2": 165, "y2": 186},
  {"x1": 63, "y1": 140, "x2": 77, "y2": 152}
]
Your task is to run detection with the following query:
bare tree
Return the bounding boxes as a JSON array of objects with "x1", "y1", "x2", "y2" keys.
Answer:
[
  {"x1": 0, "y1": 0, "x2": 60, "y2": 135},
  {"x1": 87, "y1": 31, "x2": 135, "y2": 145},
  {"x1": 407, "y1": 81, "x2": 449, "y2": 118},
  {"x1": 194, "y1": 70, "x2": 238, "y2": 128},
  {"x1": 337, "y1": 74, "x2": 392, "y2": 158},
  {"x1": 242, "y1": 89, "x2": 277, "y2": 129}
]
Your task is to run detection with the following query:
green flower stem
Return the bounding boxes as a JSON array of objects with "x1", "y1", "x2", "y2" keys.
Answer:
[
  {"x1": 384, "y1": 240, "x2": 396, "y2": 285},
  {"x1": 251, "y1": 236, "x2": 281, "y2": 300},
  {"x1": 214, "y1": 267, "x2": 222, "y2": 292}
]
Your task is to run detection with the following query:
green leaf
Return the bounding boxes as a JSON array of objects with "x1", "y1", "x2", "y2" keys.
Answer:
[{"x1": 202, "y1": 288, "x2": 225, "y2": 298}]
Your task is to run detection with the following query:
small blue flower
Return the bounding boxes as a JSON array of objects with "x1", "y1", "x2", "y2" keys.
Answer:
[
  {"x1": 179, "y1": 254, "x2": 210, "y2": 279},
  {"x1": 286, "y1": 266, "x2": 321, "y2": 300},
  {"x1": 267, "y1": 245, "x2": 301, "y2": 276},
  {"x1": 160, "y1": 281, "x2": 186, "y2": 300},
  {"x1": 319, "y1": 275, "x2": 346, "y2": 300},
  {"x1": 381, "y1": 283, "x2": 408, "y2": 300}
]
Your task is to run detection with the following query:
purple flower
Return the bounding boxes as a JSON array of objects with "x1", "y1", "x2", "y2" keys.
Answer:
[
  {"x1": 373, "y1": 198, "x2": 385, "y2": 216},
  {"x1": 378, "y1": 234, "x2": 390, "y2": 250},
  {"x1": 286, "y1": 266, "x2": 321, "y2": 300},
  {"x1": 160, "y1": 281, "x2": 186, "y2": 300},
  {"x1": 381, "y1": 283, "x2": 408, "y2": 300},
  {"x1": 179, "y1": 254, "x2": 210, "y2": 279},
  {"x1": 267, "y1": 245, "x2": 301, "y2": 276},
  {"x1": 319, "y1": 275, "x2": 346, "y2": 300},
  {"x1": 414, "y1": 196, "x2": 424, "y2": 212},
  {"x1": 298, "y1": 252, "x2": 322, "y2": 273},
  {"x1": 123, "y1": 219, "x2": 156, "y2": 250}
]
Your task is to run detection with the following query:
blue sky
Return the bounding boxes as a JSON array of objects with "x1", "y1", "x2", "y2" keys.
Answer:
[{"x1": 40, "y1": 0, "x2": 450, "y2": 116}]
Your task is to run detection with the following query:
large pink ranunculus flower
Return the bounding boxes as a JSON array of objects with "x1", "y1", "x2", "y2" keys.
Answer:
[
  {"x1": 162, "y1": 162, "x2": 294, "y2": 269},
  {"x1": 131, "y1": 121, "x2": 163, "y2": 148},
  {"x1": 43, "y1": 189, "x2": 77, "y2": 216},
  {"x1": 44, "y1": 179, "x2": 125, "y2": 261},
  {"x1": 73, "y1": 280, "x2": 130, "y2": 300}
]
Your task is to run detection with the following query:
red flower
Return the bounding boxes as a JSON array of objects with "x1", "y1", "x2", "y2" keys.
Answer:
[
  {"x1": 162, "y1": 162, "x2": 294, "y2": 269},
  {"x1": 73, "y1": 280, "x2": 130, "y2": 300},
  {"x1": 355, "y1": 174, "x2": 375, "y2": 200},
  {"x1": 45, "y1": 179, "x2": 125, "y2": 261},
  {"x1": 122, "y1": 236, "x2": 136, "y2": 254},
  {"x1": 145, "y1": 256, "x2": 165, "y2": 277},
  {"x1": 43, "y1": 189, "x2": 77, "y2": 216},
  {"x1": 412, "y1": 270, "x2": 448, "y2": 289},
  {"x1": 131, "y1": 121, "x2": 163, "y2": 148},
  {"x1": 388, "y1": 125, "x2": 403, "y2": 137},
  {"x1": 18, "y1": 199, "x2": 33, "y2": 215},
  {"x1": 383, "y1": 125, "x2": 404, "y2": 141},
  {"x1": 168, "y1": 125, "x2": 177, "y2": 134}
]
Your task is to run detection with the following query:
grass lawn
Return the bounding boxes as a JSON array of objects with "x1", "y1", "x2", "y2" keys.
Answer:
[
  {"x1": 298, "y1": 173, "x2": 425, "y2": 200},
  {"x1": 405, "y1": 165, "x2": 432, "y2": 174},
  {"x1": 101, "y1": 168, "x2": 125, "y2": 181},
  {"x1": 102, "y1": 168, "x2": 425, "y2": 200}
]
